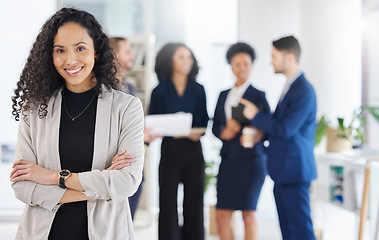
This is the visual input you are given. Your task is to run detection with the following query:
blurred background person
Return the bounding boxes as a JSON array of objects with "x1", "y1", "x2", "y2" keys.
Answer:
[
  {"x1": 110, "y1": 37, "x2": 136, "y2": 95},
  {"x1": 212, "y1": 42, "x2": 270, "y2": 240},
  {"x1": 240, "y1": 36, "x2": 317, "y2": 240},
  {"x1": 110, "y1": 37, "x2": 142, "y2": 220},
  {"x1": 148, "y1": 43, "x2": 209, "y2": 240}
]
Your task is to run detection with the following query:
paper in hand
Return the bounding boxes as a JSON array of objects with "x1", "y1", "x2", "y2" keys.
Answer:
[{"x1": 145, "y1": 112, "x2": 193, "y2": 136}]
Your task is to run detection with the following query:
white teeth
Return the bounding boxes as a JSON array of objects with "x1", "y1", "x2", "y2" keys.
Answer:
[{"x1": 66, "y1": 68, "x2": 81, "y2": 74}]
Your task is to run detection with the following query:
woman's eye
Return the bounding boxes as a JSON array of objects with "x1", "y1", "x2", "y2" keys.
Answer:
[
  {"x1": 77, "y1": 47, "x2": 85, "y2": 51},
  {"x1": 56, "y1": 49, "x2": 64, "y2": 53}
]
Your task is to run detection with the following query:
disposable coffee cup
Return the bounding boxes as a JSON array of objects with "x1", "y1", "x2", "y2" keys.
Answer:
[{"x1": 242, "y1": 127, "x2": 256, "y2": 148}]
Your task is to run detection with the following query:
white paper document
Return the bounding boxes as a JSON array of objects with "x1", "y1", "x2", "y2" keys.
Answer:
[{"x1": 145, "y1": 113, "x2": 193, "y2": 136}]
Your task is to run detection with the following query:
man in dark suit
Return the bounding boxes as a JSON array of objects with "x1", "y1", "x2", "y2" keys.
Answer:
[{"x1": 240, "y1": 36, "x2": 317, "y2": 240}]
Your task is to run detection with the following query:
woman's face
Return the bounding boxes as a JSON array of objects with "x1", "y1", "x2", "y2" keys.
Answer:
[
  {"x1": 230, "y1": 52, "x2": 253, "y2": 85},
  {"x1": 52, "y1": 22, "x2": 97, "y2": 93},
  {"x1": 172, "y1": 46, "x2": 193, "y2": 77}
]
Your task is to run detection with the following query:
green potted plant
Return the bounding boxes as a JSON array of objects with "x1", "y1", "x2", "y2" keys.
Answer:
[
  {"x1": 315, "y1": 103, "x2": 379, "y2": 152},
  {"x1": 204, "y1": 159, "x2": 219, "y2": 235}
]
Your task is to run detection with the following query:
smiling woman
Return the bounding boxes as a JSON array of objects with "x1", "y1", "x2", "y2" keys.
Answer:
[
  {"x1": 52, "y1": 22, "x2": 97, "y2": 93},
  {"x1": 10, "y1": 7, "x2": 144, "y2": 240}
]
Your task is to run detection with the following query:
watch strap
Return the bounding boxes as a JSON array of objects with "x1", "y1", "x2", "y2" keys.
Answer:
[{"x1": 59, "y1": 175, "x2": 67, "y2": 189}]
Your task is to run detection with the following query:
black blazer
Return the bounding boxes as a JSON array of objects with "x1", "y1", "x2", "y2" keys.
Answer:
[{"x1": 212, "y1": 85, "x2": 270, "y2": 158}]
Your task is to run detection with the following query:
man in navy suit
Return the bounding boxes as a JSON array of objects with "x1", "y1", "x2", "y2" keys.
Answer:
[{"x1": 240, "y1": 36, "x2": 317, "y2": 240}]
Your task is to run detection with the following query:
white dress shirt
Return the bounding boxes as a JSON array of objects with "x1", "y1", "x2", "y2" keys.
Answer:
[
  {"x1": 224, "y1": 80, "x2": 251, "y2": 119},
  {"x1": 278, "y1": 71, "x2": 302, "y2": 104}
]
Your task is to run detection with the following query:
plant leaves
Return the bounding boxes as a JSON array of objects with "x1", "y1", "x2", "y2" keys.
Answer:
[{"x1": 315, "y1": 115, "x2": 327, "y2": 146}]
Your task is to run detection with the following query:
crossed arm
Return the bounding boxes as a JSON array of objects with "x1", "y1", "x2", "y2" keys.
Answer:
[{"x1": 10, "y1": 150, "x2": 134, "y2": 204}]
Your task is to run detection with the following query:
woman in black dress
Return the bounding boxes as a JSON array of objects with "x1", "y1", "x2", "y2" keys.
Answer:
[{"x1": 212, "y1": 42, "x2": 270, "y2": 240}]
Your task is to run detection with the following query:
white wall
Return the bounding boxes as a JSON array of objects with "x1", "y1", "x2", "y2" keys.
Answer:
[
  {"x1": 363, "y1": 8, "x2": 379, "y2": 150},
  {"x1": 0, "y1": 0, "x2": 57, "y2": 212},
  {"x1": 0, "y1": 1, "x2": 57, "y2": 145},
  {"x1": 301, "y1": 0, "x2": 362, "y2": 123},
  {"x1": 184, "y1": 0, "x2": 238, "y2": 116},
  {"x1": 238, "y1": 0, "x2": 362, "y2": 124}
]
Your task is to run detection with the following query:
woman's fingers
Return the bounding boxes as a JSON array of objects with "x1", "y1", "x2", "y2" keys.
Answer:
[
  {"x1": 108, "y1": 151, "x2": 135, "y2": 170},
  {"x1": 117, "y1": 158, "x2": 134, "y2": 164},
  {"x1": 113, "y1": 154, "x2": 134, "y2": 163},
  {"x1": 108, "y1": 161, "x2": 131, "y2": 170},
  {"x1": 12, "y1": 158, "x2": 29, "y2": 168},
  {"x1": 10, "y1": 159, "x2": 30, "y2": 177},
  {"x1": 110, "y1": 162, "x2": 131, "y2": 170},
  {"x1": 10, "y1": 164, "x2": 26, "y2": 177},
  {"x1": 10, "y1": 169, "x2": 29, "y2": 182},
  {"x1": 112, "y1": 150, "x2": 127, "y2": 163}
]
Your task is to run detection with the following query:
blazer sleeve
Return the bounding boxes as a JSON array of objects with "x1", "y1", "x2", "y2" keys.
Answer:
[
  {"x1": 148, "y1": 86, "x2": 164, "y2": 115},
  {"x1": 251, "y1": 87, "x2": 314, "y2": 140},
  {"x1": 78, "y1": 97, "x2": 145, "y2": 203},
  {"x1": 212, "y1": 93, "x2": 224, "y2": 140},
  {"x1": 198, "y1": 85, "x2": 209, "y2": 128},
  {"x1": 12, "y1": 111, "x2": 66, "y2": 212}
]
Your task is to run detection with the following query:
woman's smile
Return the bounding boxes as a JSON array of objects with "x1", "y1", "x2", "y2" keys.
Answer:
[{"x1": 65, "y1": 66, "x2": 84, "y2": 76}]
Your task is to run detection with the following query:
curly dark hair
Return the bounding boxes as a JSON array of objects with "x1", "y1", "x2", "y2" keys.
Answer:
[
  {"x1": 11, "y1": 7, "x2": 118, "y2": 121},
  {"x1": 226, "y1": 42, "x2": 256, "y2": 64},
  {"x1": 155, "y1": 43, "x2": 199, "y2": 83}
]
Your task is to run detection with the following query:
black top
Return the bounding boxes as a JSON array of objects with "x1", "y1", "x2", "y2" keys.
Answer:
[
  {"x1": 149, "y1": 78, "x2": 209, "y2": 133},
  {"x1": 48, "y1": 87, "x2": 98, "y2": 240}
]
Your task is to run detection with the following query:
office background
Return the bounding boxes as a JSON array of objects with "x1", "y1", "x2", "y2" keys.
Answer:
[{"x1": 0, "y1": 0, "x2": 378, "y2": 239}]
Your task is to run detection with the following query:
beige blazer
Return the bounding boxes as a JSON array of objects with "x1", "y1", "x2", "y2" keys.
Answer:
[{"x1": 12, "y1": 86, "x2": 145, "y2": 240}]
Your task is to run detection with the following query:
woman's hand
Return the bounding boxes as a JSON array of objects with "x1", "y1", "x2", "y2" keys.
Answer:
[
  {"x1": 144, "y1": 128, "x2": 161, "y2": 144},
  {"x1": 10, "y1": 159, "x2": 57, "y2": 185},
  {"x1": 107, "y1": 150, "x2": 135, "y2": 170},
  {"x1": 227, "y1": 118, "x2": 241, "y2": 133},
  {"x1": 220, "y1": 118, "x2": 241, "y2": 140},
  {"x1": 188, "y1": 132, "x2": 202, "y2": 142}
]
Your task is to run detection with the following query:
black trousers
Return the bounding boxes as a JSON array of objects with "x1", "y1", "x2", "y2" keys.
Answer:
[{"x1": 159, "y1": 138, "x2": 205, "y2": 240}]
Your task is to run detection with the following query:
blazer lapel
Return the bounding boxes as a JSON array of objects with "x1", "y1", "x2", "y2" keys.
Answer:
[
  {"x1": 220, "y1": 90, "x2": 228, "y2": 123},
  {"x1": 242, "y1": 85, "x2": 252, "y2": 100},
  {"x1": 47, "y1": 88, "x2": 63, "y2": 171},
  {"x1": 273, "y1": 74, "x2": 302, "y2": 116},
  {"x1": 92, "y1": 87, "x2": 112, "y2": 170}
]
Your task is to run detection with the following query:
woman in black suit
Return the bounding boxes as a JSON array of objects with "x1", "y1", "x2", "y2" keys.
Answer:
[
  {"x1": 149, "y1": 43, "x2": 209, "y2": 240},
  {"x1": 212, "y1": 42, "x2": 270, "y2": 240}
]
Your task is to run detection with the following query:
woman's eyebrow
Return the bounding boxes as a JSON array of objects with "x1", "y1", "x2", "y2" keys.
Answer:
[
  {"x1": 74, "y1": 41, "x2": 88, "y2": 46},
  {"x1": 53, "y1": 42, "x2": 88, "y2": 48}
]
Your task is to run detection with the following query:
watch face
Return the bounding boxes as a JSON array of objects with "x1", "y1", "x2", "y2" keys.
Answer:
[{"x1": 60, "y1": 169, "x2": 70, "y2": 177}]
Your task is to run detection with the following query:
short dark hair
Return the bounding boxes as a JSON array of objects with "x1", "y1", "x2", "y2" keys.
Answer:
[
  {"x1": 226, "y1": 42, "x2": 256, "y2": 64},
  {"x1": 155, "y1": 43, "x2": 199, "y2": 82},
  {"x1": 272, "y1": 35, "x2": 301, "y2": 62},
  {"x1": 109, "y1": 37, "x2": 127, "y2": 54}
]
